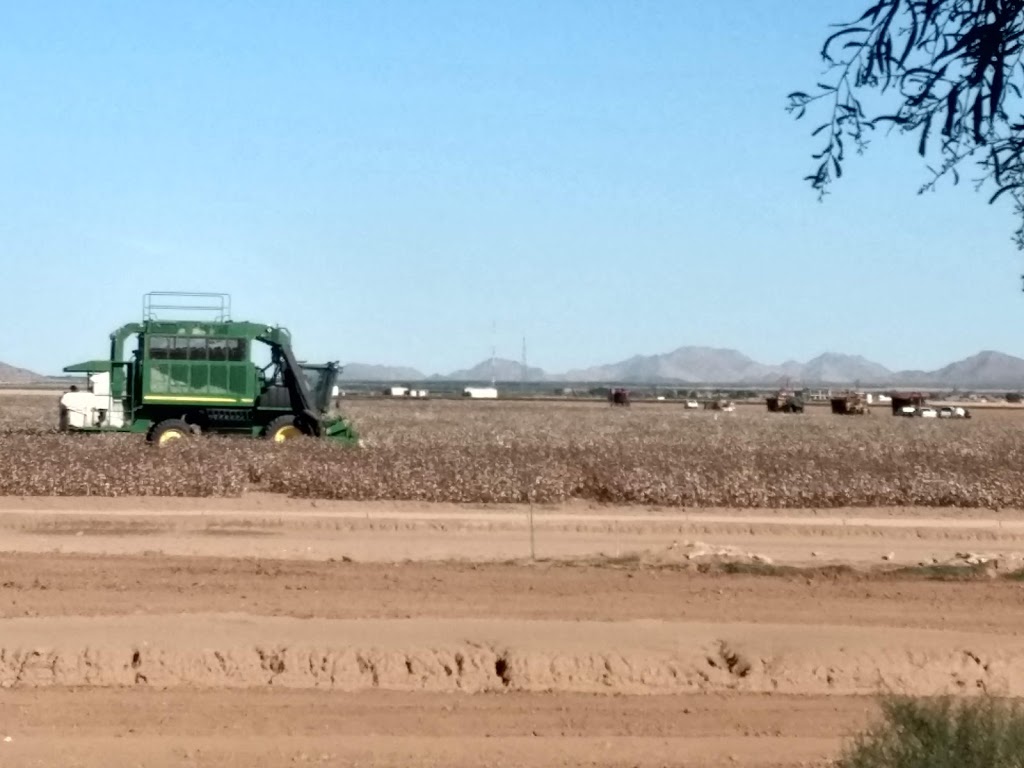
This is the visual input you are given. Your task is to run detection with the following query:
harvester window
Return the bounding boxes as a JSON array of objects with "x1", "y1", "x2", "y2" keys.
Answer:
[
  {"x1": 148, "y1": 335, "x2": 190, "y2": 360},
  {"x1": 149, "y1": 336, "x2": 171, "y2": 359},
  {"x1": 167, "y1": 338, "x2": 190, "y2": 360},
  {"x1": 186, "y1": 338, "x2": 208, "y2": 361},
  {"x1": 203, "y1": 338, "x2": 245, "y2": 362},
  {"x1": 146, "y1": 336, "x2": 244, "y2": 362},
  {"x1": 208, "y1": 339, "x2": 228, "y2": 361},
  {"x1": 226, "y1": 338, "x2": 246, "y2": 362}
]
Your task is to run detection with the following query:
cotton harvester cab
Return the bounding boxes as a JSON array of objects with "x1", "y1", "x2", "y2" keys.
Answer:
[{"x1": 58, "y1": 292, "x2": 358, "y2": 445}]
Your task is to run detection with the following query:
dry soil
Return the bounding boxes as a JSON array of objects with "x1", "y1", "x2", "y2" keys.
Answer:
[{"x1": 1, "y1": 495, "x2": 1022, "y2": 767}]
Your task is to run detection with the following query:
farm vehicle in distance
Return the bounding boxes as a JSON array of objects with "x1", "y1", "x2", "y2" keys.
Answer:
[
  {"x1": 897, "y1": 404, "x2": 972, "y2": 419},
  {"x1": 887, "y1": 392, "x2": 970, "y2": 418},
  {"x1": 58, "y1": 292, "x2": 359, "y2": 445},
  {"x1": 608, "y1": 388, "x2": 631, "y2": 406},
  {"x1": 703, "y1": 398, "x2": 735, "y2": 412},
  {"x1": 766, "y1": 390, "x2": 805, "y2": 413},
  {"x1": 830, "y1": 391, "x2": 870, "y2": 415}
]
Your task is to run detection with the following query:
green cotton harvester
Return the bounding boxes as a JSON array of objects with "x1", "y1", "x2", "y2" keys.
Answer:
[{"x1": 58, "y1": 292, "x2": 359, "y2": 446}]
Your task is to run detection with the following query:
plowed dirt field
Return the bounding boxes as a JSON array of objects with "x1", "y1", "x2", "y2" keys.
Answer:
[{"x1": 0, "y1": 495, "x2": 1022, "y2": 766}]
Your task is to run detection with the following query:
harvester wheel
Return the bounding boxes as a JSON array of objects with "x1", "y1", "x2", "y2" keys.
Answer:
[
  {"x1": 265, "y1": 415, "x2": 309, "y2": 443},
  {"x1": 149, "y1": 418, "x2": 192, "y2": 446}
]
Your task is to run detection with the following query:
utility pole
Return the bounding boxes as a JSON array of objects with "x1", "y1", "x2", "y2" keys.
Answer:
[
  {"x1": 490, "y1": 320, "x2": 496, "y2": 387},
  {"x1": 521, "y1": 336, "x2": 528, "y2": 387}
]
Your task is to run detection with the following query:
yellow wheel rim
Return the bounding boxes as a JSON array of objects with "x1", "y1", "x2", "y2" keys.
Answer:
[
  {"x1": 273, "y1": 425, "x2": 302, "y2": 442},
  {"x1": 158, "y1": 429, "x2": 185, "y2": 445}
]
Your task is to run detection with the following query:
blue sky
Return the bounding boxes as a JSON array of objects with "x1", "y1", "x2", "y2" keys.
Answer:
[{"x1": 2, "y1": 1, "x2": 1021, "y2": 375}]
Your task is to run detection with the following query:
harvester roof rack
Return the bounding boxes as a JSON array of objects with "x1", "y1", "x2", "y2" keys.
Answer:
[{"x1": 143, "y1": 292, "x2": 232, "y2": 322}]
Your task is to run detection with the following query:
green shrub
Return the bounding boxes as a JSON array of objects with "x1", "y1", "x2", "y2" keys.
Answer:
[{"x1": 840, "y1": 696, "x2": 1024, "y2": 768}]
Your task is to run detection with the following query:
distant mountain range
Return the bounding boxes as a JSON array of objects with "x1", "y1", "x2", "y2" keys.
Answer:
[
  {"x1": 7, "y1": 347, "x2": 1024, "y2": 389},
  {"x1": 0, "y1": 362, "x2": 44, "y2": 384},
  {"x1": 337, "y1": 347, "x2": 1024, "y2": 389}
]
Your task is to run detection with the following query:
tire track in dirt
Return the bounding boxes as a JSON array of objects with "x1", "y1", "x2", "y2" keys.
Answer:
[
  {"x1": 4, "y1": 499, "x2": 1024, "y2": 566},
  {"x1": 0, "y1": 734, "x2": 845, "y2": 768},
  {"x1": 0, "y1": 688, "x2": 867, "y2": 767},
  {"x1": 2, "y1": 552, "x2": 1024, "y2": 634}
]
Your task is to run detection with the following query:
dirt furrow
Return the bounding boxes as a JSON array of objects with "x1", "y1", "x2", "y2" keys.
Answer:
[
  {"x1": 2, "y1": 552, "x2": 1023, "y2": 634},
  {"x1": 0, "y1": 614, "x2": 1017, "y2": 696}
]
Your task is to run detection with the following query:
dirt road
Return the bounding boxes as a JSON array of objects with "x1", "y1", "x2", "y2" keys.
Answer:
[
  {"x1": 3, "y1": 494, "x2": 1023, "y2": 566},
  {"x1": 1, "y1": 495, "x2": 1022, "y2": 766},
  {"x1": 1, "y1": 689, "x2": 862, "y2": 767}
]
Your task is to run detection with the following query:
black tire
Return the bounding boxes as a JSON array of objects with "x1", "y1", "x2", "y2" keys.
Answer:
[
  {"x1": 148, "y1": 418, "x2": 192, "y2": 446},
  {"x1": 264, "y1": 414, "x2": 311, "y2": 443}
]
